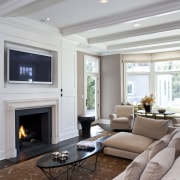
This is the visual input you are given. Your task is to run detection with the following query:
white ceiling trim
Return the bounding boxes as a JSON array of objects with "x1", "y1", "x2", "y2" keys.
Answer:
[
  {"x1": 5, "y1": 0, "x2": 64, "y2": 17},
  {"x1": 0, "y1": 18, "x2": 61, "y2": 38},
  {"x1": 119, "y1": 42, "x2": 180, "y2": 54},
  {"x1": 61, "y1": 0, "x2": 180, "y2": 35},
  {"x1": 108, "y1": 35, "x2": 180, "y2": 50},
  {"x1": 0, "y1": 0, "x2": 36, "y2": 16},
  {"x1": 88, "y1": 21, "x2": 180, "y2": 44}
]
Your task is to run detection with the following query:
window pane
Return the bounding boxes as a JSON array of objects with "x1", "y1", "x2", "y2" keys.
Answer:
[
  {"x1": 126, "y1": 63, "x2": 150, "y2": 72},
  {"x1": 128, "y1": 82, "x2": 134, "y2": 95},
  {"x1": 85, "y1": 59, "x2": 99, "y2": 73},
  {"x1": 156, "y1": 73, "x2": 180, "y2": 107},
  {"x1": 155, "y1": 60, "x2": 180, "y2": 72},
  {"x1": 127, "y1": 75, "x2": 149, "y2": 104}
]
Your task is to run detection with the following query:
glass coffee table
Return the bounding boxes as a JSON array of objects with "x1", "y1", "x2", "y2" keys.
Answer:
[
  {"x1": 36, "y1": 141, "x2": 103, "y2": 179},
  {"x1": 137, "y1": 110, "x2": 175, "y2": 119}
]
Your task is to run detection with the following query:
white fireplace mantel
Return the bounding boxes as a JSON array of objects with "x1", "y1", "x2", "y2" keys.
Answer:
[{"x1": 5, "y1": 98, "x2": 59, "y2": 159}]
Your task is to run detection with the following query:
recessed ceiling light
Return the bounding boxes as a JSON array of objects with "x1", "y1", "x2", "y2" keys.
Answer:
[
  {"x1": 45, "y1": 17, "x2": 50, "y2": 21},
  {"x1": 133, "y1": 23, "x2": 141, "y2": 27},
  {"x1": 99, "y1": 0, "x2": 109, "y2": 4},
  {"x1": 41, "y1": 17, "x2": 50, "y2": 22}
]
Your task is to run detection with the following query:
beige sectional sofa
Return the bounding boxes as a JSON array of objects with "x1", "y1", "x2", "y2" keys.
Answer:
[
  {"x1": 103, "y1": 116, "x2": 171, "y2": 160},
  {"x1": 103, "y1": 116, "x2": 180, "y2": 179}
]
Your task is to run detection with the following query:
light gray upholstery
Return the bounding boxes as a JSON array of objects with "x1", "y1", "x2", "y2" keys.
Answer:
[
  {"x1": 112, "y1": 130, "x2": 180, "y2": 180},
  {"x1": 103, "y1": 116, "x2": 170, "y2": 160},
  {"x1": 171, "y1": 118, "x2": 180, "y2": 127},
  {"x1": 110, "y1": 105, "x2": 134, "y2": 130}
]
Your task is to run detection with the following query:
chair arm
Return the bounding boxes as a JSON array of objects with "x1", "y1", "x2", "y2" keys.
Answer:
[
  {"x1": 109, "y1": 114, "x2": 117, "y2": 120},
  {"x1": 128, "y1": 114, "x2": 134, "y2": 121}
]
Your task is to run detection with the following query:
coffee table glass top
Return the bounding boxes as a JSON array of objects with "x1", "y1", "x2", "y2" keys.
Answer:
[{"x1": 36, "y1": 141, "x2": 103, "y2": 169}]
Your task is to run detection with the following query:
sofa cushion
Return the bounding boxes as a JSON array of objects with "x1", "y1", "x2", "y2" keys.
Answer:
[
  {"x1": 124, "y1": 150, "x2": 149, "y2": 180},
  {"x1": 132, "y1": 116, "x2": 169, "y2": 140},
  {"x1": 112, "y1": 117, "x2": 129, "y2": 123},
  {"x1": 140, "y1": 147, "x2": 175, "y2": 180},
  {"x1": 103, "y1": 132, "x2": 154, "y2": 154},
  {"x1": 161, "y1": 156, "x2": 180, "y2": 180}
]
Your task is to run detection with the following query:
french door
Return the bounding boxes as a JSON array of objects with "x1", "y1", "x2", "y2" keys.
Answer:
[{"x1": 84, "y1": 55, "x2": 100, "y2": 120}]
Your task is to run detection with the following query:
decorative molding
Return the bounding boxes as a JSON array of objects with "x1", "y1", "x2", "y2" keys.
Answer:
[
  {"x1": 0, "y1": 17, "x2": 61, "y2": 37},
  {"x1": 0, "y1": 0, "x2": 36, "y2": 16},
  {"x1": 117, "y1": 42, "x2": 180, "y2": 54},
  {"x1": 108, "y1": 35, "x2": 180, "y2": 50},
  {"x1": 61, "y1": 0, "x2": 180, "y2": 35},
  {"x1": 5, "y1": 0, "x2": 64, "y2": 17},
  {"x1": 88, "y1": 21, "x2": 180, "y2": 44}
]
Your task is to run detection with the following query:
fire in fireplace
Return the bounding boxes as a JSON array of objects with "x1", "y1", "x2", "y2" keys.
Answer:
[
  {"x1": 18, "y1": 124, "x2": 40, "y2": 149},
  {"x1": 15, "y1": 107, "x2": 52, "y2": 156},
  {"x1": 19, "y1": 125, "x2": 27, "y2": 139}
]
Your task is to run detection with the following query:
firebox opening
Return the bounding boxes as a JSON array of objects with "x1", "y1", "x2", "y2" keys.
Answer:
[{"x1": 15, "y1": 107, "x2": 52, "y2": 156}]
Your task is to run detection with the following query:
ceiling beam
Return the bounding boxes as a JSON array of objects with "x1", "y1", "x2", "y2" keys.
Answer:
[
  {"x1": 88, "y1": 21, "x2": 180, "y2": 44},
  {"x1": 119, "y1": 42, "x2": 180, "y2": 54},
  {"x1": 61, "y1": 0, "x2": 180, "y2": 35},
  {"x1": 108, "y1": 35, "x2": 180, "y2": 50}
]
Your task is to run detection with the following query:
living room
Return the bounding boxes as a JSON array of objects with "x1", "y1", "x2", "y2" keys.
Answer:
[{"x1": 0, "y1": 0, "x2": 180, "y2": 168}]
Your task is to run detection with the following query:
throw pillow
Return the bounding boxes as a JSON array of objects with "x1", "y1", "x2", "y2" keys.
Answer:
[
  {"x1": 168, "y1": 131, "x2": 180, "y2": 158},
  {"x1": 140, "y1": 147, "x2": 175, "y2": 180},
  {"x1": 169, "y1": 128, "x2": 179, "y2": 138},
  {"x1": 149, "y1": 140, "x2": 167, "y2": 159},
  {"x1": 149, "y1": 133, "x2": 173, "y2": 159},
  {"x1": 124, "y1": 150, "x2": 149, "y2": 180},
  {"x1": 132, "y1": 116, "x2": 168, "y2": 140},
  {"x1": 168, "y1": 138, "x2": 180, "y2": 158},
  {"x1": 161, "y1": 157, "x2": 180, "y2": 180}
]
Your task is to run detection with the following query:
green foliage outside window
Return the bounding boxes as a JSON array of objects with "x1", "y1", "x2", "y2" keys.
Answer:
[{"x1": 87, "y1": 76, "x2": 95, "y2": 110}]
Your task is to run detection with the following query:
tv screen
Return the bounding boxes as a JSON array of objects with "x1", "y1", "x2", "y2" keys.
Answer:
[{"x1": 7, "y1": 48, "x2": 53, "y2": 84}]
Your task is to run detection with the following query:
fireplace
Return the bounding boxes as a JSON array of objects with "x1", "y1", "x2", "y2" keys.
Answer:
[
  {"x1": 15, "y1": 107, "x2": 52, "y2": 155},
  {"x1": 5, "y1": 98, "x2": 59, "y2": 160}
]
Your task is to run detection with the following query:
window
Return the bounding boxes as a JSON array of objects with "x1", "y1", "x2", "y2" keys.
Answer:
[
  {"x1": 126, "y1": 63, "x2": 150, "y2": 105},
  {"x1": 125, "y1": 60, "x2": 180, "y2": 112},
  {"x1": 127, "y1": 82, "x2": 134, "y2": 95},
  {"x1": 155, "y1": 61, "x2": 180, "y2": 108}
]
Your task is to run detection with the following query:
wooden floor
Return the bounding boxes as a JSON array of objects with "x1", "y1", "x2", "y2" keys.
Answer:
[{"x1": 0, "y1": 124, "x2": 111, "y2": 169}]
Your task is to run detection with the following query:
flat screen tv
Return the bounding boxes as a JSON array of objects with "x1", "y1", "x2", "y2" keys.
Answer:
[{"x1": 7, "y1": 48, "x2": 53, "y2": 84}]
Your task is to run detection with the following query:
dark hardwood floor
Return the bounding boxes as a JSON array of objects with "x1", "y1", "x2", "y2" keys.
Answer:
[{"x1": 0, "y1": 124, "x2": 111, "y2": 169}]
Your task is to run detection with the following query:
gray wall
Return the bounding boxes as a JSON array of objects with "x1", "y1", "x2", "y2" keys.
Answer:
[
  {"x1": 100, "y1": 54, "x2": 121, "y2": 119},
  {"x1": 77, "y1": 51, "x2": 84, "y2": 116}
]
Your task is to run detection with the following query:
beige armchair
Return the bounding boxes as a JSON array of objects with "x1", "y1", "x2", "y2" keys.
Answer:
[{"x1": 110, "y1": 105, "x2": 134, "y2": 130}]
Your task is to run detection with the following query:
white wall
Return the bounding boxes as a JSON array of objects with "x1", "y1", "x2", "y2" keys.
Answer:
[{"x1": 0, "y1": 18, "x2": 78, "y2": 160}]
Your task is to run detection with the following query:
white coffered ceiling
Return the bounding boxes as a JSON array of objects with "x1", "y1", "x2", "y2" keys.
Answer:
[{"x1": 1, "y1": 0, "x2": 180, "y2": 55}]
